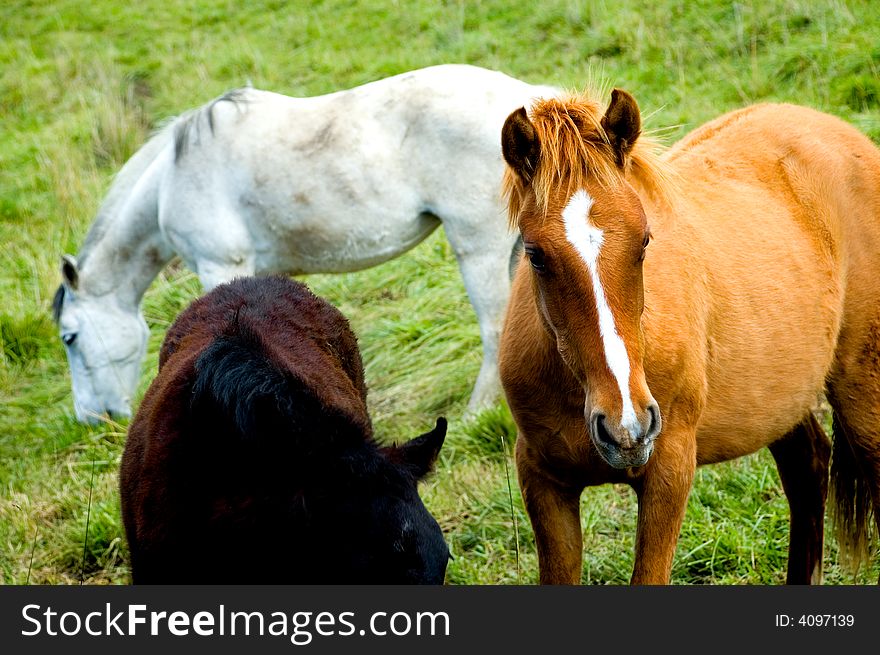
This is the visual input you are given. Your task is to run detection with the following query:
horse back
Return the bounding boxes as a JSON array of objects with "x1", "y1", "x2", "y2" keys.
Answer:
[
  {"x1": 668, "y1": 102, "x2": 880, "y2": 262},
  {"x1": 161, "y1": 68, "x2": 558, "y2": 277}
]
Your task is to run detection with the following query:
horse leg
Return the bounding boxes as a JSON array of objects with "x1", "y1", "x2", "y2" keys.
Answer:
[
  {"x1": 768, "y1": 413, "x2": 831, "y2": 584},
  {"x1": 516, "y1": 439, "x2": 583, "y2": 584},
  {"x1": 630, "y1": 424, "x2": 697, "y2": 584},
  {"x1": 442, "y1": 219, "x2": 518, "y2": 412}
]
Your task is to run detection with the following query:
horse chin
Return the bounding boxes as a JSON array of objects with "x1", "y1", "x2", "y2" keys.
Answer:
[
  {"x1": 107, "y1": 405, "x2": 133, "y2": 422},
  {"x1": 70, "y1": 357, "x2": 138, "y2": 424},
  {"x1": 74, "y1": 410, "x2": 101, "y2": 426},
  {"x1": 75, "y1": 407, "x2": 131, "y2": 425},
  {"x1": 592, "y1": 439, "x2": 654, "y2": 469},
  {"x1": 74, "y1": 398, "x2": 132, "y2": 425}
]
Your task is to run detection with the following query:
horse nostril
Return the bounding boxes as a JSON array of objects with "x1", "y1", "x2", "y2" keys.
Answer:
[
  {"x1": 645, "y1": 404, "x2": 661, "y2": 441},
  {"x1": 592, "y1": 413, "x2": 617, "y2": 447}
]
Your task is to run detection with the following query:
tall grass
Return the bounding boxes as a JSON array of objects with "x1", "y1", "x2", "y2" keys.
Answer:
[{"x1": 2, "y1": 0, "x2": 879, "y2": 584}]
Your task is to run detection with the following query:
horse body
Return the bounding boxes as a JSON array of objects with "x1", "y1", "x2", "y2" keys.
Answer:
[
  {"x1": 120, "y1": 276, "x2": 449, "y2": 583},
  {"x1": 500, "y1": 91, "x2": 880, "y2": 584},
  {"x1": 644, "y1": 103, "x2": 856, "y2": 464},
  {"x1": 163, "y1": 77, "x2": 505, "y2": 279},
  {"x1": 56, "y1": 64, "x2": 559, "y2": 422}
]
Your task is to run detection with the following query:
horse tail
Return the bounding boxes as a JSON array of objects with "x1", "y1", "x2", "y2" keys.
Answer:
[{"x1": 829, "y1": 410, "x2": 875, "y2": 573}]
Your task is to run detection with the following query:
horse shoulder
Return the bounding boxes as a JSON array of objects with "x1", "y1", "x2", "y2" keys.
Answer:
[
  {"x1": 121, "y1": 346, "x2": 200, "y2": 520},
  {"x1": 639, "y1": 221, "x2": 713, "y2": 420}
]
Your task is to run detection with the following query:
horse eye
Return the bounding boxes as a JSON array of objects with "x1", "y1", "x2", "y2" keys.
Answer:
[
  {"x1": 62, "y1": 333, "x2": 77, "y2": 346},
  {"x1": 638, "y1": 232, "x2": 651, "y2": 262},
  {"x1": 525, "y1": 247, "x2": 547, "y2": 273}
]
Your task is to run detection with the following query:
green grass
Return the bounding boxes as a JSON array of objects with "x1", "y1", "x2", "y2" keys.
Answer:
[{"x1": 2, "y1": 0, "x2": 880, "y2": 584}]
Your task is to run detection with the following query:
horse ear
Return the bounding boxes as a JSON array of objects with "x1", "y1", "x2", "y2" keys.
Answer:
[
  {"x1": 502, "y1": 107, "x2": 541, "y2": 183},
  {"x1": 390, "y1": 417, "x2": 447, "y2": 481},
  {"x1": 601, "y1": 88, "x2": 641, "y2": 167},
  {"x1": 61, "y1": 254, "x2": 79, "y2": 290}
]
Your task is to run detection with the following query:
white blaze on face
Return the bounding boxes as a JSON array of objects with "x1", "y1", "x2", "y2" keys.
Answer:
[{"x1": 562, "y1": 189, "x2": 641, "y2": 437}]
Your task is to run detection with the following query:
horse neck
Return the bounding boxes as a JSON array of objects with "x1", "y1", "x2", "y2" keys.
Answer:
[{"x1": 77, "y1": 129, "x2": 176, "y2": 309}]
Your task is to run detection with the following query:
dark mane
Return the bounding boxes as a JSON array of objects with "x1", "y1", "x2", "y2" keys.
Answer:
[
  {"x1": 51, "y1": 285, "x2": 64, "y2": 323},
  {"x1": 190, "y1": 312, "x2": 371, "y2": 452},
  {"x1": 169, "y1": 275, "x2": 372, "y2": 444},
  {"x1": 173, "y1": 87, "x2": 252, "y2": 162}
]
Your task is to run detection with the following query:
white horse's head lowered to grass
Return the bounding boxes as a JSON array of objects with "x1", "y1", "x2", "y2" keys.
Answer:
[{"x1": 52, "y1": 255, "x2": 148, "y2": 424}]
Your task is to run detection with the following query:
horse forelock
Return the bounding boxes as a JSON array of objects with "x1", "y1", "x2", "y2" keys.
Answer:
[{"x1": 503, "y1": 91, "x2": 676, "y2": 227}]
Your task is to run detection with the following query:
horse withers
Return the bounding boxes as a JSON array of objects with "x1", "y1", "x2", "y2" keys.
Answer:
[
  {"x1": 119, "y1": 276, "x2": 449, "y2": 584},
  {"x1": 52, "y1": 64, "x2": 559, "y2": 423},
  {"x1": 499, "y1": 88, "x2": 880, "y2": 584}
]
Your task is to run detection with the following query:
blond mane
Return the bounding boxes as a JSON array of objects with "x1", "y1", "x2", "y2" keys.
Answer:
[{"x1": 502, "y1": 91, "x2": 676, "y2": 225}]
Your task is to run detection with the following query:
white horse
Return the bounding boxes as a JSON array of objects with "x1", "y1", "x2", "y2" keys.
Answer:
[{"x1": 53, "y1": 64, "x2": 558, "y2": 423}]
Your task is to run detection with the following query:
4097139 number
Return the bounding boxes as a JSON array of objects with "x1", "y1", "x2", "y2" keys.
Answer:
[{"x1": 775, "y1": 614, "x2": 854, "y2": 627}]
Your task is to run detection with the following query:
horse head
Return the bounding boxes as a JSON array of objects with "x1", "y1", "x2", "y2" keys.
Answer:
[
  {"x1": 52, "y1": 255, "x2": 147, "y2": 423},
  {"x1": 320, "y1": 417, "x2": 450, "y2": 584},
  {"x1": 501, "y1": 90, "x2": 664, "y2": 469}
]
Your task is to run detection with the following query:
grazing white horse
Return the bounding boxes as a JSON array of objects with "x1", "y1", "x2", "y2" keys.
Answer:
[{"x1": 53, "y1": 64, "x2": 558, "y2": 423}]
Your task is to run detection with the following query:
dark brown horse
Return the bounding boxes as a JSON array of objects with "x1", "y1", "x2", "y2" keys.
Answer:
[
  {"x1": 120, "y1": 275, "x2": 449, "y2": 583},
  {"x1": 499, "y1": 88, "x2": 880, "y2": 584}
]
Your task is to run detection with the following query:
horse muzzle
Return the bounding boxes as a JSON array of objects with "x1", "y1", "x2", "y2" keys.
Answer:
[
  {"x1": 74, "y1": 401, "x2": 132, "y2": 425},
  {"x1": 589, "y1": 403, "x2": 661, "y2": 469}
]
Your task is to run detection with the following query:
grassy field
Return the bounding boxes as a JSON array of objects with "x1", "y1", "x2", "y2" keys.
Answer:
[{"x1": 2, "y1": 0, "x2": 880, "y2": 584}]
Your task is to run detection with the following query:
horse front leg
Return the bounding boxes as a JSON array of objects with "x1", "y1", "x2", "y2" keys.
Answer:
[
  {"x1": 516, "y1": 439, "x2": 584, "y2": 584},
  {"x1": 768, "y1": 413, "x2": 830, "y2": 584},
  {"x1": 631, "y1": 426, "x2": 697, "y2": 585},
  {"x1": 443, "y1": 223, "x2": 519, "y2": 412}
]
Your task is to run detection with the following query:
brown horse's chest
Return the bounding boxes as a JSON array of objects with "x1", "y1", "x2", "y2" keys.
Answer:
[{"x1": 518, "y1": 410, "x2": 637, "y2": 488}]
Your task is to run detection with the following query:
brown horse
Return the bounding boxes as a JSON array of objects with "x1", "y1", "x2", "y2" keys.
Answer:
[
  {"x1": 120, "y1": 275, "x2": 450, "y2": 583},
  {"x1": 499, "y1": 88, "x2": 880, "y2": 584}
]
